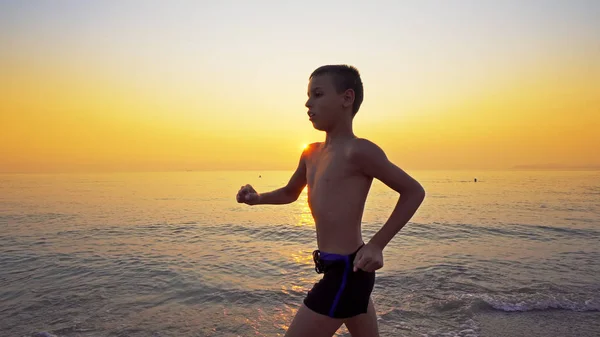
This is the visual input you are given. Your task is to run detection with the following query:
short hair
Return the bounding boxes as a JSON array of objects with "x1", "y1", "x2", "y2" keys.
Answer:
[{"x1": 309, "y1": 64, "x2": 364, "y2": 116}]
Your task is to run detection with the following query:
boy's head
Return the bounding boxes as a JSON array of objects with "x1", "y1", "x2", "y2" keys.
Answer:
[{"x1": 305, "y1": 64, "x2": 363, "y2": 131}]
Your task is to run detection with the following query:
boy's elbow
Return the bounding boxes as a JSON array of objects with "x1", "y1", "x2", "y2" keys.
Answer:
[
  {"x1": 416, "y1": 182, "x2": 425, "y2": 196},
  {"x1": 291, "y1": 187, "x2": 305, "y2": 202},
  {"x1": 404, "y1": 182, "x2": 425, "y2": 201},
  {"x1": 283, "y1": 186, "x2": 302, "y2": 203},
  {"x1": 416, "y1": 184, "x2": 426, "y2": 201}
]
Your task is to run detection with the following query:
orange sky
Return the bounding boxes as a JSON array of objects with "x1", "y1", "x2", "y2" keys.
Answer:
[{"x1": 1, "y1": 1, "x2": 599, "y2": 173}]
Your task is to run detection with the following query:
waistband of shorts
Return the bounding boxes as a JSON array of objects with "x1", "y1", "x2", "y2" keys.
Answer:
[{"x1": 318, "y1": 243, "x2": 365, "y2": 262}]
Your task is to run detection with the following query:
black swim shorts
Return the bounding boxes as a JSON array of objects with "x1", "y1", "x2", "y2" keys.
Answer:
[{"x1": 303, "y1": 244, "x2": 376, "y2": 319}]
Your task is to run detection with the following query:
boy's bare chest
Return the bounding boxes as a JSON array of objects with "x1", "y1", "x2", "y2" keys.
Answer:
[{"x1": 305, "y1": 150, "x2": 353, "y2": 187}]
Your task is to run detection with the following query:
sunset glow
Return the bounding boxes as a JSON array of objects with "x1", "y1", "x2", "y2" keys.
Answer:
[{"x1": 1, "y1": 1, "x2": 599, "y2": 173}]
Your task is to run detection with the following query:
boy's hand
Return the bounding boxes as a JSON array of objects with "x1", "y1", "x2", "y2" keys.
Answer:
[
  {"x1": 236, "y1": 184, "x2": 260, "y2": 205},
  {"x1": 353, "y1": 243, "x2": 383, "y2": 272}
]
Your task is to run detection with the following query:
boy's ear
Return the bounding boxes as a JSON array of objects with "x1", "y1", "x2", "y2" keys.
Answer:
[{"x1": 342, "y1": 88, "x2": 355, "y2": 108}]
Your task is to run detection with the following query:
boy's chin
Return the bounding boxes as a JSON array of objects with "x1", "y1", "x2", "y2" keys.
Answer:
[{"x1": 311, "y1": 122, "x2": 327, "y2": 132}]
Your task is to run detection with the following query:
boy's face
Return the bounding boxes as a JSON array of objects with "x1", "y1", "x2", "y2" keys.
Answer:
[{"x1": 305, "y1": 74, "x2": 348, "y2": 131}]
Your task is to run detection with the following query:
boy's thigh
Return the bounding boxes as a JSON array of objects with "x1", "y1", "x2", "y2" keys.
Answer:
[
  {"x1": 344, "y1": 297, "x2": 379, "y2": 337},
  {"x1": 285, "y1": 303, "x2": 344, "y2": 337}
]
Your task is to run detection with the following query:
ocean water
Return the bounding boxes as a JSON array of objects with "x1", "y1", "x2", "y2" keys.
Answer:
[{"x1": 1, "y1": 170, "x2": 599, "y2": 337}]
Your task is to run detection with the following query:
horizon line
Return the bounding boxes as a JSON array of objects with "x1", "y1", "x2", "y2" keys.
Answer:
[{"x1": 2, "y1": 167, "x2": 600, "y2": 175}]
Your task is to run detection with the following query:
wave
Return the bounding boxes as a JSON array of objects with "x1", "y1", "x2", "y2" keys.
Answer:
[
  {"x1": 24, "y1": 218, "x2": 600, "y2": 247},
  {"x1": 0, "y1": 212, "x2": 77, "y2": 226},
  {"x1": 440, "y1": 293, "x2": 600, "y2": 313},
  {"x1": 52, "y1": 222, "x2": 316, "y2": 245},
  {"x1": 477, "y1": 294, "x2": 600, "y2": 312},
  {"x1": 396, "y1": 222, "x2": 600, "y2": 242}
]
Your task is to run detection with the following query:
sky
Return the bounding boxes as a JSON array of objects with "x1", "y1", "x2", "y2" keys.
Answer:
[{"x1": 1, "y1": 0, "x2": 599, "y2": 173}]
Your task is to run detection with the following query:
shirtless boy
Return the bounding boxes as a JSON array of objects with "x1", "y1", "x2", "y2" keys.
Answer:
[{"x1": 236, "y1": 65, "x2": 426, "y2": 337}]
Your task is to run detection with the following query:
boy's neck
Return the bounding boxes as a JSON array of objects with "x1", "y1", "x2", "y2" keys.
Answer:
[{"x1": 324, "y1": 121, "x2": 355, "y2": 146}]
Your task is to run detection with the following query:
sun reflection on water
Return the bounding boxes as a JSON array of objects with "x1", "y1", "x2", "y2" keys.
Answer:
[
  {"x1": 294, "y1": 190, "x2": 314, "y2": 228},
  {"x1": 289, "y1": 250, "x2": 313, "y2": 266}
]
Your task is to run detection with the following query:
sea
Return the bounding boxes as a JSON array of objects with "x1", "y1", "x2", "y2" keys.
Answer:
[{"x1": 1, "y1": 170, "x2": 599, "y2": 337}]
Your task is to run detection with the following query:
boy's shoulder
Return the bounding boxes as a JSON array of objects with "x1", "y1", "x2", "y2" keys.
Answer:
[
  {"x1": 307, "y1": 142, "x2": 323, "y2": 149},
  {"x1": 300, "y1": 138, "x2": 387, "y2": 163},
  {"x1": 347, "y1": 137, "x2": 385, "y2": 159},
  {"x1": 300, "y1": 142, "x2": 322, "y2": 160},
  {"x1": 300, "y1": 139, "x2": 385, "y2": 158},
  {"x1": 350, "y1": 137, "x2": 379, "y2": 147},
  {"x1": 303, "y1": 142, "x2": 323, "y2": 153}
]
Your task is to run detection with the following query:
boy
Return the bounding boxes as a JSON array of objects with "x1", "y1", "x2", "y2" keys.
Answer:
[{"x1": 236, "y1": 65, "x2": 425, "y2": 337}]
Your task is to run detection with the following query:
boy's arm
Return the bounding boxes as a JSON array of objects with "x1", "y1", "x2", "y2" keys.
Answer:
[
  {"x1": 254, "y1": 150, "x2": 307, "y2": 205},
  {"x1": 351, "y1": 139, "x2": 425, "y2": 250}
]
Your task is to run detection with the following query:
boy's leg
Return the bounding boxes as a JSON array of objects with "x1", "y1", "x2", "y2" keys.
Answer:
[
  {"x1": 344, "y1": 297, "x2": 379, "y2": 337},
  {"x1": 285, "y1": 303, "x2": 344, "y2": 337}
]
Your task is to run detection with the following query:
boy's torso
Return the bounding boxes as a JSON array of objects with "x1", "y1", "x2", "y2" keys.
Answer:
[{"x1": 305, "y1": 140, "x2": 372, "y2": 255}]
